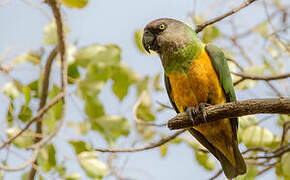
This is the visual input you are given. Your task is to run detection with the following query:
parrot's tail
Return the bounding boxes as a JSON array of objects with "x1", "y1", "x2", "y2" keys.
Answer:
[
  {"x1": 188, "y1": 128, "x2": 247, "y2": 179},
  {"x1": 218, "y1": 138, "x2": 247, "y2": 179}
]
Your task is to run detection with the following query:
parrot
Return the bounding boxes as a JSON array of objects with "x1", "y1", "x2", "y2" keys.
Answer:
[{"x1": 142, "y1": 18, "x2": 246, "y2": 179}]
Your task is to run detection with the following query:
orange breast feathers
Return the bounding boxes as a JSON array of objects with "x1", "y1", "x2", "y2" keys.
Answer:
[{"x1": 168, "y1": 49, "x2": 226, "y2": 111}]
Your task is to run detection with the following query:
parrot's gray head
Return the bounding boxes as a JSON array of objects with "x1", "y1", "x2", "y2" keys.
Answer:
[{"x1": 142, "y1": 18, "x2": 191, "y2": 54}]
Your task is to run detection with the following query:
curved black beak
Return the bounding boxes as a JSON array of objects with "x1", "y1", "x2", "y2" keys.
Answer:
[{"x1": 142, "y1": 30, "x2": 155, "y2": 54}]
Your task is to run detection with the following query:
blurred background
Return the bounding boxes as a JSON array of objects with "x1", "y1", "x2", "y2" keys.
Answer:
[{"x1": 0, "y1": 0, "x2": 289, "y2": 179}]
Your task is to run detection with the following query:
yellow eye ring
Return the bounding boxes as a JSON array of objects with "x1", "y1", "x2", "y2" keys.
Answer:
[{"x1": 159, "y1": 24, "x2": 165, "y2": 30}]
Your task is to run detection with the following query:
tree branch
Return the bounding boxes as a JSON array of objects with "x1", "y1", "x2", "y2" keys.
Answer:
[
  {"x1": 35, "y1": 47, "x2": 57, "y2": 143},
  {"x1": 195, "y1": 0, "x2": 259, "y2": 33},
  {"x1": 168, "y1": 98, "x2": 290, "y2": 130},
  {"x1": 29, "y1": 0, "x2": 67, "y2": 178}
]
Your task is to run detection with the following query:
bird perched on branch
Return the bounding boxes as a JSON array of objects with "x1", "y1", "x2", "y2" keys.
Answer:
[{"x1": 142, "y1": 18, "x2": 246, "y2": 179}]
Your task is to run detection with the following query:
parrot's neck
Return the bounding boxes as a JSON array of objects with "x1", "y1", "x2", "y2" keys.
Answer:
[{"x1": 159, "y1": 27, "x2": 204, "y2": 74}]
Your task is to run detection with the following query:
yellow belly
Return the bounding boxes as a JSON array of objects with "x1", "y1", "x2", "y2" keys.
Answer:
[{"x1": 168, "y1": 49, "x2": 235, "y2": 164}]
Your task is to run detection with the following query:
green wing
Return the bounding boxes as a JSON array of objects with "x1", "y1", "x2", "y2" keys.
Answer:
[{"x1": 205, "y1": 44, "x2": 238, "y2": 137}]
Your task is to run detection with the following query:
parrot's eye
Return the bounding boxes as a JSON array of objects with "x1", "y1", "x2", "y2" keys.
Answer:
[{"x1": 157, "y1": 23, "x2": 167, "y2": 31}]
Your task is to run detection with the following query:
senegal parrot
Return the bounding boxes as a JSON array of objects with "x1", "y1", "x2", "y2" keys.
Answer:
[{"x1": 142, "y1": 18, "x2": 246, "y2": 179}]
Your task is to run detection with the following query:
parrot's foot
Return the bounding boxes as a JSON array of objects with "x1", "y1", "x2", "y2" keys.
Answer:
[
  {"x1": 186, "y1": 103, "x2": 211, "y2": 125},
  {"x1": 198, "y1": 103, "x2": 211, "y2": 123},
  {"x1": 186, "y1": 107, "x2": 198, "y2": 124}
]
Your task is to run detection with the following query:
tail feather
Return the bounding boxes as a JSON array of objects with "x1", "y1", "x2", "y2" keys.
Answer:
[{"x1": 188, "y1": 128, "x2": 246, "y2": 179}]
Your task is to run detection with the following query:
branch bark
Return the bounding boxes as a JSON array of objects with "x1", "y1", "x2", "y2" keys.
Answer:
[{"x1": 168, "y1": 98, "x2": 290, "y2": 130}]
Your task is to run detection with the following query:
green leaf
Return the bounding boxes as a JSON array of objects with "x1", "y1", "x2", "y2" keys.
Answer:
[
  {"x1": 202, "y1": 25, "x2": 220, "y2": 43},
  {"x1": 169, "y1": 137, "x2": 183, "y2": 144},
  {"x1": 28, "y1": 80, "x2": 40, "y2": 98},
  {"x1": 187, "y1": 141, "x2": 215, "y2": 171},
  {"x1": 77, "y1": 64, "x2": 106, "y2": 96},
  {"x1": 111, "y1": 63, "x2": 139, "y2": 100},
  {"x1": 136, "y1": 91, "x2": 155, "y2": 122},
  {"x1": 68, "y1": 62, "x2": 80, "y2": 84},
  {"x1": 18, "y1": 105, "x2": 32, "y2": 122},
  {"x1": 75, "y1": 44, "x2": 120, "y2": 68},
  {"x1": 136, "y1": 76, "x2": 149, "y2": 97},
  {"x1": 6, "y1": 102, "x2": 14, "y2": 126},
  {"x1": 195, "y1": 149, "x2": 215, "y2": 171},
  {"x1": 23, "y1": 86, "x2": 31, "y2": 106},
  {"x1": 6, "y1": 127, "x2": 34, "y2": 148},
  {"x1": 241, "y1": 125, "x2": 274, "y2": 148},
  {"x1": 281, "y1": 152, "x2": 290, "y2": 178},
  {"x1": 236, "y1": 166, "x2": 257, "y2": 180},
  {"x1": 75, "y1": 44, "x2": 106, "y2": 68},
  {"x1": 21, "y1": 172, "x2": 29, "y2": 180},
  {"x1": 61, "y1": 0, "x2": 88, "y2": 8},
  {"x1": 134, "y1": 29, "x2": 154, "y2": 55},
  {"x1": 84, "y1": 96, "x2": 104, "y2": 119},
  {"x1": 239, "y1": 115, "x2": 257, "y2": 129},
  {"x1": 153, "y1": 73, "x2": 163, "y2": 91},
  {"x1": 39, "y1": 175, "x2": 44, "y2": 180},
  {"x1": 91, "y1": 115, "x2": 130, "y2": 145},
  {"x1": 234, "y1": 66, "x2": 266, "y2": 90},
  {"x1": 69, "y1": 141, "x2": 92, "y2": 155},
  {"x1": 278, "y1": 114, "x2": 290, "y2": 127},
  {"x1": 160, "y1": 144, "x2": 168, "y2": 157},
  {"x1": 2, "y1": 82, "x2": 19, "y2": 99},
  {"x1": 48, "y1": 85, "x2": 63, "y2": 120},
  {"x1": 136, "y1": 126, "x2": 156, "y2": 140},
  {"x1": 64, "y1": 173, "x2": 81, "y2": 180},
  {"x1": 67, "y1": 121, "x2": 90, "y2": 135},
  {"x1": 56, "y1": 165, "x2": 66, "y2": 177},
  {"x1": 276, "y1": 161, "x2": 284, "y2": 177},
  {"x1": 43, "y1": 20, "x2": 70, "y2": 45},
  {"x1": 38, "y1": 144, "x2": 57, "y2": 172},
  {"x1": 78, "y1": 151, "x2": 108, "y2": 179}
]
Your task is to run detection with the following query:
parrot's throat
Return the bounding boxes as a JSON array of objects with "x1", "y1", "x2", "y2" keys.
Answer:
[{"x1": 160, "y1": 40, "x2": 204, "y2": 74}]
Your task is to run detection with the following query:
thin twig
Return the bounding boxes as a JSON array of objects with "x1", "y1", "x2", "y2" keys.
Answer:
[
  {"x1": 0, "y1": 93, "x2": 65, "y2": 150},
  {"x1": 232, "y1": 72, "x2": 290, "y2": 81},
  {"x1": 208, "y1": 169, "x2": 223, "y2": 180},
  {"x1": 108, "y1": 153, "x2": 130, "y2": 180},
  {"x1": 257, "y1": 163, "x2": 276, "y2": 175},
  {"x1": 195, "y1": 0, "x2": 259, "y2": 33},
  {"x1": 0, "y1": 148, "x2": 40, "y2": 171},
  {"x1": 94, "y1": 130, "x2": 185, "y2": 153},
  {"x1": 246, "y1": 144, "x2": 290, "y2": 159},
  {"x1": 281, "y1": 121, "x2": 290, "y2": 147}
]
